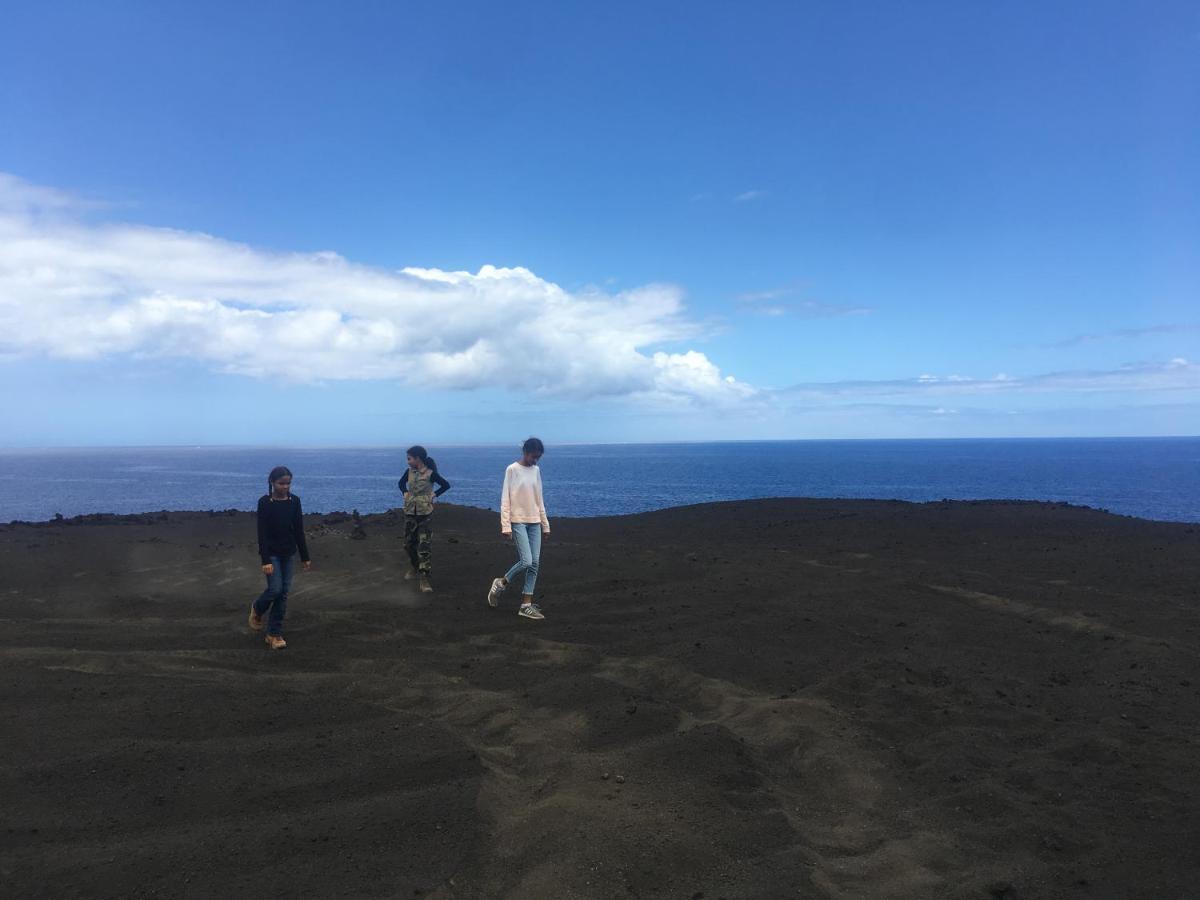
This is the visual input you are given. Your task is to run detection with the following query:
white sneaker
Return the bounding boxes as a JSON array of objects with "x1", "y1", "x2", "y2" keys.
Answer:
[
  {"x1": 487, "y1": 577, "x2": 506, "y2": 607},
  {"x1": 518, "y1": 604, "x2": 544, "y2": 620}
]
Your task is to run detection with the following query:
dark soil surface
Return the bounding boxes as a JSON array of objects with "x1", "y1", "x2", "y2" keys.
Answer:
[{"x1": 2, "y1": 499, "x2": 1198, "y2": 898}]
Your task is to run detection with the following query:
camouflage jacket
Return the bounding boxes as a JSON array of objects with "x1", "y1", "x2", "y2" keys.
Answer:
[{"x1": 402, "y1": 464, "x2": 454, "y2": 516}]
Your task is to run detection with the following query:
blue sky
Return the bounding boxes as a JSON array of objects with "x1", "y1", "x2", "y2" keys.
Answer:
[{"x1": 0, "y1": 0, "x2": 1197, "y2": 445}]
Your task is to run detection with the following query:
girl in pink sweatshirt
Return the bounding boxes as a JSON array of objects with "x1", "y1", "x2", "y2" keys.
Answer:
[{"x1": 487, "y1": 437, "x2": 550, "y2": 620}]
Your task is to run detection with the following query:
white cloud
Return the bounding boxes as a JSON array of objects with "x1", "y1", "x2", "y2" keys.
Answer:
[
  {"x1": 1049, "y1": 323, "x2": 1200, "y2": 348},
  {"x1": 646, "y1": 350, "x2": 757, "y2": 405},
  {"x1": 0, "y1": 172, "x2": 85, "y2": 216},
  {"x1": 0, "y1": 173, "x2": 754, "y2": 406},
  {"x1": 734, "y1": 189, "x2": 766, "y2": 203},
  {"x1": 794, "y1": 300, "x2": 872, "y2": 318},
  {"x1": 736, "y1": 285, "x2": 872, "y2": 318},
  {"x1": 736, "y1": 287, "x2": 790, "y2": 303},
  {"x1": 781, "y1": 359, "x2": 1200, "y2": 399}
]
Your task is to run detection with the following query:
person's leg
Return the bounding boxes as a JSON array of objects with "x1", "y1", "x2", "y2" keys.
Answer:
[
  {"x1": 514, "y1": 525, "x2": 545, "y2": 620},
  {"x1": 404, "y1": 516, "x2": 420, "y2": 571},
  {"x1": 416, "y1": 515, "x2": 432, "y2": 576},
  {"x1": 254, "y1": 558, "x2": 283, "y2": 619},
  {"x1": 522, "y1": 524, "x2": 542, "y2": 597},
  {"x1": 268, "y1": 554, "x2": 295, "y2": 636},
  {"x1": 504, "y1": 525, "x2": 533, "y2": 584}
]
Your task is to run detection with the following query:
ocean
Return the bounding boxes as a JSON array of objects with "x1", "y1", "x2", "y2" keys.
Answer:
[{"x1": 0, "y1": 438, "x2": 1197, "y2": 524}]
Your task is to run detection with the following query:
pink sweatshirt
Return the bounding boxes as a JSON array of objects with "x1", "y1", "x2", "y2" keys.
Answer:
[{"x1": 500, "y1": 462, "x2": 550, "y2": 534}]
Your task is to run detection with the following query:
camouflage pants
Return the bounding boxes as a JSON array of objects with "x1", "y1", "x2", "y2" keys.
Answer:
[{"x1": 404, "y1": 514, "x2": 432, "y2": 575}]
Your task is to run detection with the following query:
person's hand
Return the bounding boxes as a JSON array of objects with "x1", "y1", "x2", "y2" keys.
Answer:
[
  {"x1": 302, "y1": 560, "x2": 313, "y2": 572},
  {"x1": 262, "y1": 563, "x2": 274, "y2": 576},
  {"x1": 403, "y1": 492, "x2": 411, "y2": 502},
  {"x1": 503, "y1": 531, "x2": 512, "y2": 541}
]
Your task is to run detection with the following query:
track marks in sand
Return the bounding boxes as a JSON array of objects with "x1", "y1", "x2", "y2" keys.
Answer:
[
  {"x1": 1, "y1": 670, "x2": 483, "y2": 898},
  {"x1": 288, "y1": 564, "x2": 395, "y2": 599},
  {"x1": 398, "y1": 632, "x2": 1009, "y2": 899},
  {"x1": 925, "y1": 583, "x2": 1188, "y2": 652},
  {"x1": 5, "y1": 645, "x2": 316, "y2": 684},
  {"x1": 585, "y1": 645, "x2": 1003, "y2": 898}
]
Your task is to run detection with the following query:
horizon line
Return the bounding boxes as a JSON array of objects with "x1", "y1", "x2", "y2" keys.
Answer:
[{"x1": 1, "y1": 434, "x2": 1198, "y2": 453}]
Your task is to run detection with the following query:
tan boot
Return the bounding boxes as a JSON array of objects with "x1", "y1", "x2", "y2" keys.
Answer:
[
  {"x1": 419, "y1": 575, "x2": 434, "y2": 593},
  {"x1": 248, "y1": 604, "x2": 264, "y2": 632},
  {"x1": 264, "y1": 634, "x2": 287, "y2": 650}
]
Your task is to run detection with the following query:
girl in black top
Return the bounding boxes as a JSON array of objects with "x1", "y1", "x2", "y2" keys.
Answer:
[{"x1": 249, "y1": 466, "x2": 312, "y2": 649}]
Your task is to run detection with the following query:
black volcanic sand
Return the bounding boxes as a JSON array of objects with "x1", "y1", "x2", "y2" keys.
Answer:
[{"x1": 1, "y1": 500, "x2": 1198, "y2": 899}]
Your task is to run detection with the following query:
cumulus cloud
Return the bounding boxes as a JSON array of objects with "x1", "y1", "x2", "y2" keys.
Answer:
[
  {"x1": 0, "y1": 173, "x2": 753, "y2": 406},
  {"x1": 648, "y1": 350, "x2": 756, "y2": 404}
]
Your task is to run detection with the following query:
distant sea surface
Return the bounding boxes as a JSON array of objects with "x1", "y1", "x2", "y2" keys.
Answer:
[{"x1": 1, "y1": 438, "x2": 1198, "y2": 524}]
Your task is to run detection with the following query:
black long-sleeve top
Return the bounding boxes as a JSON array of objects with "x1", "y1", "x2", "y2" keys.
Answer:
[
  {"x1": 256, "y1": 493, "x2": 310, "y2": 564},
  {"x1": 397, "y1": 470, "x2": 452, "y2": 496}
]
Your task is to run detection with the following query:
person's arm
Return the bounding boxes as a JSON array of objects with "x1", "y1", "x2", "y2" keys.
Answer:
[
  {"x1": 499, "y1": 466, "x2": 512, "y2": 534},
  {"x1": 432, "y1": 471, "x2": 451, "y2": 497},
  {"x1": 292, "y1": 496, "x2": 311, "y2": 563},
  {"x1": 257, "y1": 497, "x2": 271, "y2": 565},
  {"x1": 536, "y1": 468, "x2": 550, "y2": 534},
  {"x1": 398, "y1": 471, "x2": 409, "y2": 493}
]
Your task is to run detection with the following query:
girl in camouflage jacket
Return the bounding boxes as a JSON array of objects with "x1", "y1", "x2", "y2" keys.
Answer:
[{"x1": 398, "y1": 445, "x2": 451, "y2": 592}]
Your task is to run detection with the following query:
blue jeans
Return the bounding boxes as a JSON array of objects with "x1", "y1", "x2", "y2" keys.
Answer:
[
  {"x1": 254, "y1": 554, "x2": 295, "y2": 636},
  {"x1": 505, "y1": 523, "x2": 542, "y2": 596}
]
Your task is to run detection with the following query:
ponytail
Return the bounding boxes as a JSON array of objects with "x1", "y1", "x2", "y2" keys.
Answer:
[{"x1": 407, "y1": 445, "x2": 436, "y2": 472}]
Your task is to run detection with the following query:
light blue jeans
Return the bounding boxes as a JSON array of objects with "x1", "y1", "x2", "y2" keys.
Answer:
[{"x1": 505, "y1": 523, "x2": 542, "y2": 596}]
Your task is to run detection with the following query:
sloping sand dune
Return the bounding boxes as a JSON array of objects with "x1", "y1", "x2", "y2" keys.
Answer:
[{"x1": 2, "y1": 500, "x2": 1198, "y2": 898}]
